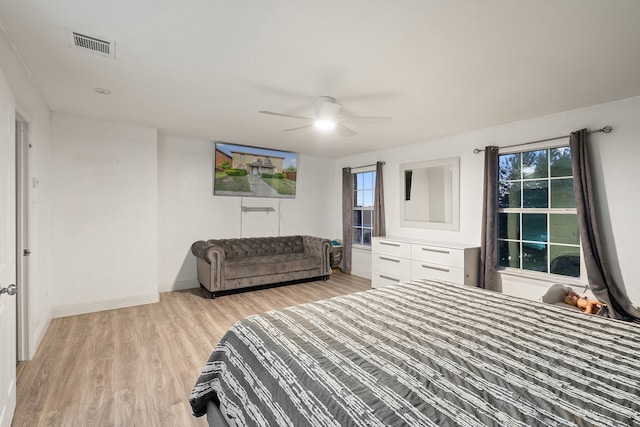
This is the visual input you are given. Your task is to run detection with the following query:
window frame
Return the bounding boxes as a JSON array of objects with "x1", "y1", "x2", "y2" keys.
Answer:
[
  {"x1": 352, "y1": 167, "x2": 376, "y2": 248},
  {"x1": 496, "y1": 142, "x2": 587, "y2": 284}
]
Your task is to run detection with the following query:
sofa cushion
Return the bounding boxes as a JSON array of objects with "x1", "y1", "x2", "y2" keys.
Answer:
[{"x1": 224, "y1": 253, "x2": 320, "y2": 280}]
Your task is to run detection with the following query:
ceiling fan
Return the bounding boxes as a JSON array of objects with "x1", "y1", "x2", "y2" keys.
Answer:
[{"x1": 258, "y1": 96, "x2": 393, "y2": 137}]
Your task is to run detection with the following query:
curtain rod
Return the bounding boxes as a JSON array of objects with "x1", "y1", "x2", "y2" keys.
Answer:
[
  {"x1": 472, "y1": 126, "x2": 612, "y2": 154},
  {"x1": 344, "y1": 161, "x2": 385, "y2": 171}
]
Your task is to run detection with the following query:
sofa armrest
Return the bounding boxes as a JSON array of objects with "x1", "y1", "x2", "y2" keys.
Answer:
[
  {"x1": 191, "y1": 240, "x2": 226, "y2": 265},
  {"x1": 302, "y1": 236, "x2": 332, "y2": 275},
  {"x1": 191, "y1": 241, "x2": 226, "y2": 291}
]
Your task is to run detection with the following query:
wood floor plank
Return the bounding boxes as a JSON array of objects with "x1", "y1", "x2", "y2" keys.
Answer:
[{"x1": 13, "y1": 272, "x2": 371, "y2": 426}]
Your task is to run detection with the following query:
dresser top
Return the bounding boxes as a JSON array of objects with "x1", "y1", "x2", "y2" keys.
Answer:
[{"x1": 372, "y1": 236, "x2": 479, "y2": 250}]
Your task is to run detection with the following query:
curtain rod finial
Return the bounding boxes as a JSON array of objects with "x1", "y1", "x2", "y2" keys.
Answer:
[{"x1": 602, "y1": 126, "x2": 612, "y2": 134}]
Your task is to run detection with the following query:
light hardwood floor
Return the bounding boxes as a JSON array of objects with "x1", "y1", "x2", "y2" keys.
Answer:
[{"x1": 12, "y1": 272, "x2": 371, "y2": 427}]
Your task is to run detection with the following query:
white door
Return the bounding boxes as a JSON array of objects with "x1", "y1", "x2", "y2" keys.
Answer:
[{"x1": 0, "y1": 70, "x2": 17, "y2": 427}]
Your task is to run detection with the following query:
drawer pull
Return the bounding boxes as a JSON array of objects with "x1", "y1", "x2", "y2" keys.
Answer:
[
  {"x1": 379, "y1": 256, "x2": 400, "y2": 263},
  {"x1": 379, "y1": 274, "x2": 400, "y2": 282},
  {"x1": 421, "y1": 247, "x2": 450, "y2": 254},
  {"x1": 380, "y1": 242, "x2": 401, "y2": 247},
  {"x1": 421, "y1": 264, "x2": 450, "y2": 273}
]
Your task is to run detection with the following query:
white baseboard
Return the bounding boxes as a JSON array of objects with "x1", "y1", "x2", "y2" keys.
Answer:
[
  {"x1": 51, "y1": 292, "x2": 160, "y2": 319},
  {"x1": 158, "y1": 279, "x2": 199, "y2": 293},
  {"x1": 30, "y1": 308, "x2": 52, "y2": 359}
]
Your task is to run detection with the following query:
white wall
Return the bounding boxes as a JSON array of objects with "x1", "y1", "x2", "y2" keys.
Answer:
[
  {"x1": 0, "y1": 29, "x2": 53, "y2": 358},
  {"x1": 333, "y1": 96, "x2": 640, "y2": 304},
  {"x1": 157, "y1": 135, "x2": 335, "y2": 292},
  {"x1": 50, "y1": 113, "x2": 159, "y2": 316}
]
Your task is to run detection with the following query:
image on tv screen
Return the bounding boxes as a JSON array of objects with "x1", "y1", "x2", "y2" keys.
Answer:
[{"x1": 214, "y1": 142, "x2": 298, "y2": 199}]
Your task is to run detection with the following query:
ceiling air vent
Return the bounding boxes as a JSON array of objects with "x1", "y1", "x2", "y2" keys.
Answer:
[{"x1": 68, "y1": 31, "x2": 116, "y2": 59}]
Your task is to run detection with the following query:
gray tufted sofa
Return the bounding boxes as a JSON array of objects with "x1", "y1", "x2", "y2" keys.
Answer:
[{"x1": 191, "y1": 235, "x2": 332, "y2": 298}]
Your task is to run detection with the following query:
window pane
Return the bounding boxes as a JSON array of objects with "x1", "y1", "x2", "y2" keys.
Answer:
[
  {"x1": 499, "y1": 153, "x2": 521, "y2": 180},
  {"x1": 362, "y1": 190, "x2": 374, "y2": 208},
  {"x1": 550, "y1": 214, "x2": 579, "y2": 245},
  {"x1": 352, "y1": 228, "x2": 363, "y2": 245},
  {"x1": 550, "y1": 178, "x2": 575, "y2": 208},
  {"x1": 498, "y1": 213, "x2": 520, "y2": 240},
  {"x1": 522, "y1": 149, "x2": 548, "y2": 179},
  {"x1": 364, "y1": 172, "x2": 375, "y2": 190},
  {"x1": 523, "y1": 243, "x2": 548, "y2": 272},
  {"x1": 522, "y1": 213, "x2": 547, "y2": 243},
  {"x1": 363, "y1": 228, "x2": 372, "y2": 245},
  {"x1": 362, "y1": 210, "x2": 372, "y2": 227},
  {"x1": 550, "y1": 147, "x2": 572, "y2": 177},
  {"x1": 523, "y1": 180, "x2": 548, "y2": 208},
  {"x1": 498, "y1": 240, "x2": 520, "y2": 268},
  {"x1": 357, "y1": 190, "x2": 364, "y2": 207},
  {"x1": 498, "y1": 182, "x2": 521, "y2": 208},
  {"x1": 550, "y1": 246, "x2": 580, "y2": 277},
  {"x1": 353, "y1": 210, "x2": 362, "y2": 226}
]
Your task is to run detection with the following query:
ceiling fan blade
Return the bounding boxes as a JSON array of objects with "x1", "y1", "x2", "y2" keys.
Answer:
[
  {"x1": 335, "y1": 124, "x2": 357, "y2": 137},
  {"x1": 258, "y1": 111, "x2": 313, "y2": 121},
  {"x1": 338, "y1": 116, "x2": 394, "y2": 124},
  {"x1": 283, "y1": 124, "x2": 313, "y2": 132}
]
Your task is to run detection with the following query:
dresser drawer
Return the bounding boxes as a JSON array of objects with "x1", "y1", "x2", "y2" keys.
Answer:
[
  {"x1": 372, "y1": 270, "x2": 410, "y2": 289},
  {"x1": 411, "y1": 260, "x2": 464, "y2": 283},
  {"x1": 411, "y1": 244, "x2": 464, "y2": 267},
  {"x1": 372, "y1": 253, "x2": 411, "y2": 277},
  {"x1": 372, "y1": 239, "x2": 411, "y2": 258}
]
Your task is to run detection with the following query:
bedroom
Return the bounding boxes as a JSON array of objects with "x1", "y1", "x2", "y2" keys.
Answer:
[{"x1": 0, "y1": 1, "x2": 639, "y2": 426}]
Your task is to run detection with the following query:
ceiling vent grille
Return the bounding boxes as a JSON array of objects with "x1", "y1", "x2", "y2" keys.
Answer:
[{"x1": 69, "y1": 31, "x2": 116, "y2": 59}]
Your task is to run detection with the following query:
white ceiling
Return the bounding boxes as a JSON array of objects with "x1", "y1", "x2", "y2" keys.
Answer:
[{"x1": 1, "y1": 0, "x2": 639, "y2": 158}]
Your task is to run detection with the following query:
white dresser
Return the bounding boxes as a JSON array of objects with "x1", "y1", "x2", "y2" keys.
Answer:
[{"x1": 371, "y1": 236, "x2": 480, "y2": 289}]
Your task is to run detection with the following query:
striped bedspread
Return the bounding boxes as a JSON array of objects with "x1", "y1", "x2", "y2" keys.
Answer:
[{"x1": 190, "y1": 280, "x2": 640, "y2": 426}]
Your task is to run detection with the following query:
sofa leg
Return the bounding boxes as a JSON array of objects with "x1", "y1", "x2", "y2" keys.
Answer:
[
  {"x1": 211, "y1": 291, "x2": 216, "y2": 299},
  {"x1": 323, "y1": 276, "x2": 328, "y2": 281}
]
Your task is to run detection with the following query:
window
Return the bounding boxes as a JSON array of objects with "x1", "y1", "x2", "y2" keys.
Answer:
[
  {"x1": 497, "y1": 146, "x2": 580, "y2": 277},
  {"x1": 353, "y1": 170, "x2": 376, "y2": 246}
]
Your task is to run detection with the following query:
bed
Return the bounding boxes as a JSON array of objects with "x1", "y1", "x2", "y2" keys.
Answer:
[{"x1": 190, "y1": 279, "x2": 640, "y2": 426}]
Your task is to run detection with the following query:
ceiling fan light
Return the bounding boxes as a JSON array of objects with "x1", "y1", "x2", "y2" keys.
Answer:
[{"x1": 314, "y1": 119, "x2": 336, "y2": 131}]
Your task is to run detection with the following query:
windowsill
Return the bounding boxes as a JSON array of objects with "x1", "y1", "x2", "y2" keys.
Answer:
[
  {"x1": 351, "y1": 244, "x2": 372, "y2": 252},
  {"x1": 498, "y1": 268, "x2": 587, "y2": 287}
]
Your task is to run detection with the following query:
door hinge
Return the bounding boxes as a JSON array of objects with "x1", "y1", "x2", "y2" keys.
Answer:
[{"x1": 23, "y1": 249, "x2": 31, "y2": 256}]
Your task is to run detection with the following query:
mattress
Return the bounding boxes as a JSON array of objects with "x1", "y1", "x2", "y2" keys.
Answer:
[{"x1": 190, "y1": 279, "x2": 640, "y2": 426}]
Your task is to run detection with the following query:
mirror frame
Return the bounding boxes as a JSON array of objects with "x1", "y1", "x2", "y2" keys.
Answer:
[{"x1": 399, "y1": 157, "x2": 460, "y2": 231}]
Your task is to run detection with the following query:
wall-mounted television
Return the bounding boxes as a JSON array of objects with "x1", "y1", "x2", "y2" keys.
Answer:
[{"x1": 214, "y1": 142, "x2": 298, "y2": 198}]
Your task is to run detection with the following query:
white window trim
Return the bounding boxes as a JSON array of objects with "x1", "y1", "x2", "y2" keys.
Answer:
[{"x1": 496, "y1": 139, "x2": 587, "y2": 284}]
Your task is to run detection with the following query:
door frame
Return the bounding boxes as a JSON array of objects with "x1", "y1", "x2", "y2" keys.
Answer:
[{"x1": 15, "y1": 112, "x2": 30, "y2": 361}]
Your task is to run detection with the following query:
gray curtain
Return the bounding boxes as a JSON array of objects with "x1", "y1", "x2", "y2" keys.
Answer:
[
  {"x1": 479, "y1": 146, "x2": 499, "y2": 291},
  {"x1": 340, "y1": 168, "x2": 353, "y2": 274},
  {"x1": 570, "y1": 129, "x2": 640, "y2": 320},
  {"x1": 373, "y1": 161, "x2": 386, "y2": 237}
]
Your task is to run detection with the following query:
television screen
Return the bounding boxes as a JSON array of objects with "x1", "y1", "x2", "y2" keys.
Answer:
[{"x1": 214, "y1": 142, "x2": 298, "y2": 198}]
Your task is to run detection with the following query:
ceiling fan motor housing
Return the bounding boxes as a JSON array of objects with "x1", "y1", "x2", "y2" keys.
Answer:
[{"x1": 314, "y1": 96, "x2": 341, "y2": 118}]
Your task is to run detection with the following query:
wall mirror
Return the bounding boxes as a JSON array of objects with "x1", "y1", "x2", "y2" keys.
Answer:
[{"x1": 400, "y1": 157, "x2": 460, "y2": 231}]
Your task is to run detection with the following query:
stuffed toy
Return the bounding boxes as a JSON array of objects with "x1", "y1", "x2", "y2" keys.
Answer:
[{"x1": 564, "y1": 291, "x2": 606, "y2": 314}]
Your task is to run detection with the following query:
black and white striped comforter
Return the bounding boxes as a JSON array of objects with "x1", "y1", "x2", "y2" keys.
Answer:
[{"x1": 190, "y1": 279, "x2": 640, "y2": 426}]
